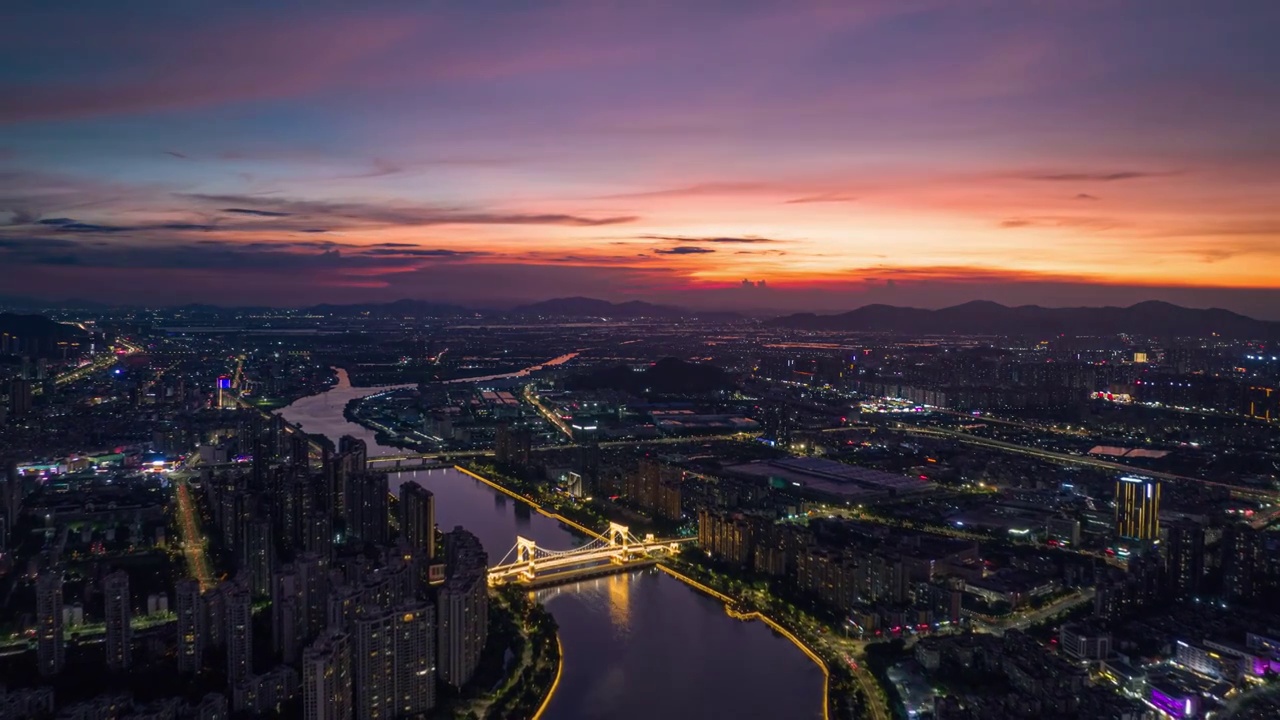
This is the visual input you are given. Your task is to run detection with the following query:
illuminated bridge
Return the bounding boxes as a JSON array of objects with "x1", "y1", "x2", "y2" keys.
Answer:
[{"x1": 488, "y1": 522, "x2": 695, "y2": 589}]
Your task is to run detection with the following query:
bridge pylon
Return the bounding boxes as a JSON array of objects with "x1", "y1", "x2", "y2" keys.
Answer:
[
  {"x1": 607, "y1": 522, "x2": 630, "y2": 550},
  {"x1": 516, "y1": 536, "x2": 537, "y2": 578}
]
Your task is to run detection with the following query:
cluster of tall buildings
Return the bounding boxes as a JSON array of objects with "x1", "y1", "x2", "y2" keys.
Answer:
[
  {"x1": 1093, "y1": 476, "x2": 1280, "y2": 621},
  {"x1": 494, "y1": 423, "x2": 533, "y2": 467},
  {"x1": 622, "y1": 459, "x2": 682, "y2": 521},
  {"x1": 29, "y1": 433, "x2": 491, "y2": 720},
  {"x1": 698, "y1": 509, "x2": 975, "y2": 630}
]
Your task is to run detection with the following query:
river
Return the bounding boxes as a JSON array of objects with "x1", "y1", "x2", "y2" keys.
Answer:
[{"x1": 276, "y1": 368, "x2": 824, "y2": 720}]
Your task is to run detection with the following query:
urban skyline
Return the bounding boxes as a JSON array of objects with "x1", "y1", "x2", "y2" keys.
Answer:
[{"x1": 3, "y1": 3, "x2": 1280, "y2": 720}]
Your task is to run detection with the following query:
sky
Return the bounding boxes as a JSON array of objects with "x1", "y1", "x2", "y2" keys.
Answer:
[{"x1": 2, "y1": 0, "x2": 1280, "y2": 316}]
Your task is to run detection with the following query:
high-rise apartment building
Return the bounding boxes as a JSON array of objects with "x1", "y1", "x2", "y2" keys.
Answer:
[
  {"x1": 273, "y1": 567, "x2": 305, "y2": 664},
  {"x1": 345, "y1": 472, "x2": 389, "y2": 545},
  {"x1": 332, "y1": 436, "x2": 368, "y2": 519},
  {"x1": 303, "y1": 510, "x2": 334, "y2": 559},
  {"x1": 1161, "y1": 519, "x2": 1206, "y2": 600},
  {"x1": 1115, "y1": 476, "x2": 1160, "y2": 541},
  {"x1": 104, "y1": 570, "x2": 132, "y2": 670},
  {"x1": 398, "y1": 481, "x2": 435, "y2": 560},
  {"x1": 226, "y1": 581, "x2": 254, "y2": 683},
  {"x1": 438, "y1": 528, "x2": 488, "y2": 688},
  {"x1": 303, "y1": 631, "x2": 352, "y2": 720},
  {"x1": 36, "y1": 571, "x2": 64, "y2": 677},
  {"x1": 7, "y1": 379, "x2": 32, "y2": 419},
  {"x1": 353, "y1": 603, "x2": 436, "y2": 720},
  {"x1": 176, "y1": 578, "x2": 205, "y2": 674},
  {"x1": 494, "y1": 423, "x2": 532, "y2": 467},
  {"x1": 296, "y1": 552, "x2": 330, "y2": 642},
  {"x1": 244, "y1": 516, "x2": 275, "y2": 597},
  {"x1": 1221, "y1": 522, "x2": 1261, "y2": 602}
]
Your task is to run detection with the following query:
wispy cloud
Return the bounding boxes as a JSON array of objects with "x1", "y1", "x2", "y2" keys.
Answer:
[
  {"x1": 223, "y1": 207, "x2": 292, "y2": 217},
  {"x1": 999, "y1": 216, "x2": 1122, "y2": 231},
  {"x1": 599, "y1": 182, "x2": 768, "y2": 200},
  {"x1": 784, "y1": 193, "x2": 856, "y2": 204},
  {"x1": 638, "y1": 234, "x2": 783, "y2": 244},
  {"x1": 0, "y1": 234, "x2": 482, "y2": 272},
  {"x1": 186, "y1": 194, "x2": 637, "y2": 227},
  {"x1": 654, "y1": 246, "x2": 715, "y2": 255},
  {"x1": 1024, "y1": 171, "x2": 1174, "y2": 182}
]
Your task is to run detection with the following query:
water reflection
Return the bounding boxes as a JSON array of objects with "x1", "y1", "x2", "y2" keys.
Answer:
[
  {"x1": 276, "y1": 387, "x2": 824, "y2": 720},
  {"x1": 399, "y1": 468, "x2": 824, "y2": 720},
  {"x1": 274, "y1": 368, "x2": 412, "y2": 457}
]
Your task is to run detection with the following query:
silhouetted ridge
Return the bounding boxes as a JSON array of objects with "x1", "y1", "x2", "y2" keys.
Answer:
[{"x1": 769, "y1": 302, "x2": 1278, "y2": 338}]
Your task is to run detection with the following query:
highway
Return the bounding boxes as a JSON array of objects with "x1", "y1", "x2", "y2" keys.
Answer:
[
  {"x1": 171, "y1": 457, "x2": 216, "y2": 591},
  {"x1": 932, "y1": 408, "x2": 1089, "y2": 437},
  {"x1": 991, "y1": 587, "x2": 1096, "y2": 634},
  {"x1": 790, "y1": 614, "x2": 891, "y2": 720},
  {"x1": 34, "y1": 337, "x2": 144, "y2": 395},
  {"x1": 524, "y1": 385, "x2": 575, "y2": 440}
]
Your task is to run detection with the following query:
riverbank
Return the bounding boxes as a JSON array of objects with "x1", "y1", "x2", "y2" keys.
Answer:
[
  {"x1": 445, "y1": 586, "x2": 561, "y2": 720},
  {"x1": 655, "y1": 563, "x2": 834, "y2": 720},
  {"x1": 454, "y1": 464, "x2": 848, "y2": 719},
  {"x1": 453, "y1": 465, "x2": 610, "y2": 541},
  {"x1": 666, "y1": 553, "x2": 893, "y2": 720},
  {"x1": 341, "y1": 396, "x2": 425, "y2": 452},
  {"x1": 277, "y1": 367, "x2": 823, "y2": 717}
]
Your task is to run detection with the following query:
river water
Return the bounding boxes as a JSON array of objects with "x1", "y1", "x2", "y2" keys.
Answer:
[{"x1": 277, "y1": 369, "x2": 824, "y2": 720}]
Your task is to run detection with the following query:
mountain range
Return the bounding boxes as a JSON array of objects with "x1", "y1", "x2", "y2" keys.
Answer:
[
  {"x1": 2, "y1": 294, "x2": 1276, "y2": 338},
  {"x1": 769, "y1": 300, "x2": 1280, "y2": 338}
]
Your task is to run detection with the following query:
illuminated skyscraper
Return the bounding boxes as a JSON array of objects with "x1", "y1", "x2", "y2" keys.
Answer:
[
  {"x1": 216, "y1": 375, "x2": 231, "y2": 409},
  {"x1": 103, "y1": 569, "x2": 132, "y2": 670},
  {"x1": 1115, "y1": 476, "x2": 1160, "y2": 541}
]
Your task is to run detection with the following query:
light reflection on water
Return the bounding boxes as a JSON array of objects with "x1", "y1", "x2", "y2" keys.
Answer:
[
  {"x1": 400, "y1": 468, "x2": 823, "y2": 720},
  {"x1": 277, "y1": 385, "x2": 824, "y2": 720}
]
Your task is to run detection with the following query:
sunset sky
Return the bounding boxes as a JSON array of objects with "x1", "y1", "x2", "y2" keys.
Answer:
[{"x1": 2, "y1": 1, "x2": 1279, "y2": 315}]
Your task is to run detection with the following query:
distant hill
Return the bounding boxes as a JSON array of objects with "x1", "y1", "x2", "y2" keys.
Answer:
[
  {"x1": 305, "y1": 299, "x2": 474, "y2": 317},
  {"x1": 511, "y1": 296, "x2": 740, "y2": 321},
  {"x1": 565, "y1": 357, "x2": 734, "y2": 395},
  {"x1": 769, "y1": 301, "x2": 1280, "y2": 339}
]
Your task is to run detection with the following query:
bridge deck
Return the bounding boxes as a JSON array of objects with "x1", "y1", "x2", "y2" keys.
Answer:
[{"x1": 502, "y1": 558, "x2": 659, "y2": 589}]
